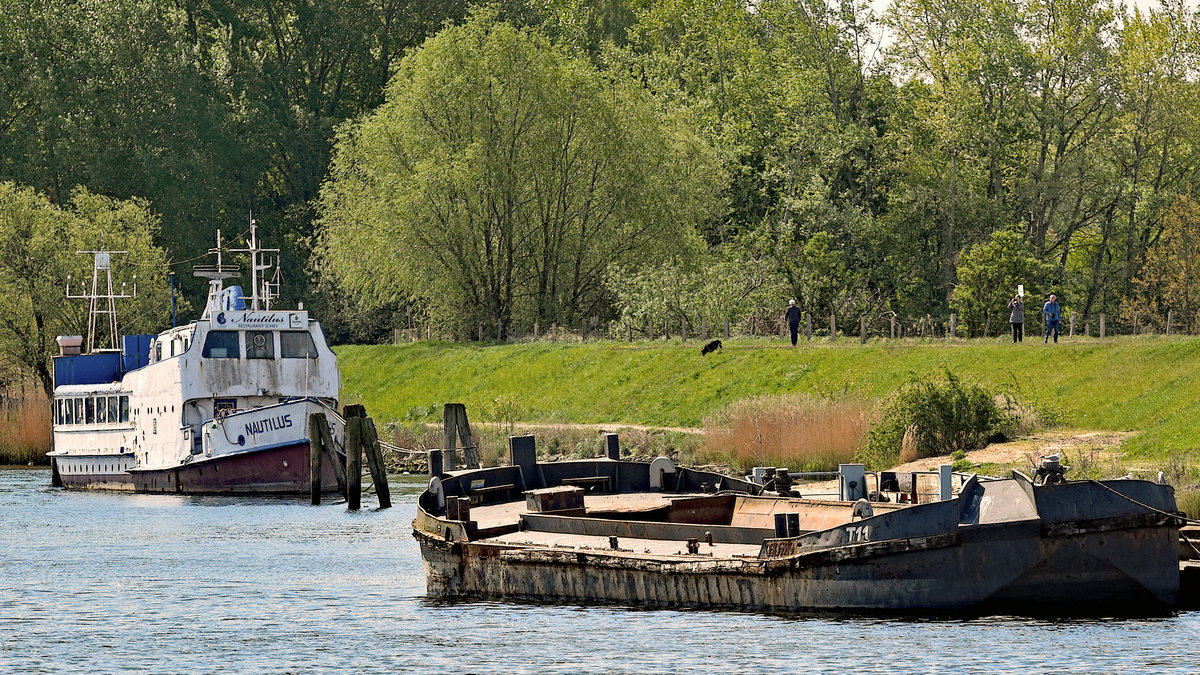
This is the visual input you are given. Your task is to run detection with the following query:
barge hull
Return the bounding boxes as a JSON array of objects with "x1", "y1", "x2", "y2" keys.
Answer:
[{"x1": 418, "y1": 523, "x2": 1178, "y2": 613}]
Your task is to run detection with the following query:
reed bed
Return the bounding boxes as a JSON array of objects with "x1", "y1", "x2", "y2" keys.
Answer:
[
  {"x1": 702, "y1": 395, "x2": 873, "y2": 473},
  {"x1": 0, "y1": 386, "x2": 50, "y2": 464}
]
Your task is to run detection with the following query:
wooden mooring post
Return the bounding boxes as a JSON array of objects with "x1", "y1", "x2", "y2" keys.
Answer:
[
  {"x1": 309, "y1": 412, "x2": 348, "y2": 503},
  {"x1": 309, "y1": 414, "x2": 323, "y2": 505},
  {"x1": 360, "y1": 416, "x2": 391, "y2": 509},
  {"x1": 345, "y1": 409, "x2": 363, "y2": 511},
  {"x1": 443, "y1": 403, "x2": 480, "y2": 470}
]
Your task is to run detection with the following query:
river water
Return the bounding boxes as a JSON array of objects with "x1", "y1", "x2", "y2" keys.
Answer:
[{"x1": 3, "y1": 467, "x2": 1200, "y2": 674}]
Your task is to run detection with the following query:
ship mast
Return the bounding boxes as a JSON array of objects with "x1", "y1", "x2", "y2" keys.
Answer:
[
  {"x1": 229, "y1": 214, "x2": 279, "y2": 312},
  {"x1": 194, "y1": 229, "x2": 240, "y2": 319},
  {"x1": 66, "y1": 236, "x2": 135, "y2": 352}
]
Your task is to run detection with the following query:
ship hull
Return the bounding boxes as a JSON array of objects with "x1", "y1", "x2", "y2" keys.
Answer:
[
  {"x1": 52, "y1": 454, "x2": 137, "y2": 491},
  {"x1": 127, "y1": 441, "x2": 341, "y2": 495}
]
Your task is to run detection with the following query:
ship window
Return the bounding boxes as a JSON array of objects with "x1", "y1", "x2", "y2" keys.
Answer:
[
  {"x1": 108, "y1": 397, "x2": 119, "y2": 423},
  {"x1": 202, "y1": 331, "x2": 240, "y2": 358},
  {"x1": 246, "y1": 331, "x2": 274, "y2": 360},
  {"x1": 97, "y1": 399, "x2": 108, "y2": 423},
  {"x1": 155, "y1": 341, "x2": 162, "y2": 361},
  {"x1": 74, "y1": 398, "x2": 83, "y2": 424},
  {"x1": 280, "y1": 331, "x2": 318, "y2": 359},
  {"x1": 214, "y1": 398, "x2": 236, "y2": 414},
  {"x1": 120, "y1": 396, "x2": 129, "y2": 422}
]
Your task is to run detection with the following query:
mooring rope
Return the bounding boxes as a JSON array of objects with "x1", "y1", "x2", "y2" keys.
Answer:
[
  {"x1": 1085, "y1": 479, "x2": 1200, "y2": 526},
  {"x1": 378, "y1": 440, "x2": 429, "y2": 456}
]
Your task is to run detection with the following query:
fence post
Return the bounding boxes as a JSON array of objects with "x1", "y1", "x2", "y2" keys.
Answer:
[
  {"x1": 627, "y1": 323, "x2": 633, "y2": 342},
  {"x1": 724, "y1": 318, "x2": 730, "y2": 340},
  {"x1": 1069, "y1": 312, "x2": 1076, "y2": 337},
  {"x1": 890, "y1": 315, "x2": 896, "y2": 339},
  {"x1": 682, "y1": 318, "x2": 687, "y2": 342},
  {"x1": 700, "y1": 319, "x2": 707, "y2": 341},
  {"x1": 947, "y1": 314, "x2": 955, "y2": 338},
  {"x1": 1099, "y1": 313, "x2": 1106, "y2": 339},
  {"x1": 860, "y1": 317, "x2": 867, "y2": 344},
  {"x1": 780, "y1": 315, "x2": 786, "y2": 339},
  {"x1": 478, "y1": 323, "x2": 484, "y2": 342},
  {"x1": 664, "y1": 317, "x2": 670, "y2": 340},
  {"x1": 648, "y1": 318, "x2": 653, "y2": 341},
  {"x1": 1167, "y1": 310, "x2": 1173, "y2": 336},
  {"x1": 830, "y1": 314, "x2": 837, "y2": 340}
]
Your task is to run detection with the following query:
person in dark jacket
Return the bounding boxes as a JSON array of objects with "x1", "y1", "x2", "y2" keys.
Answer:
[
  {"x1": 1043, "y1": 294, "x2": 1062, "y2": 343},
  {"x1": 786, "y1": 299, "x2": 801, "y2": 346},
  {"x1": 1008, "y1": 295, "x2": 1024, "y2": 343}
]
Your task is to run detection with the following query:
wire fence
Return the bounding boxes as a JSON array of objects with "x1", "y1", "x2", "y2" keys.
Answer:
[{"x1": 390, "y1": 309, "x2": 1195, "y2": 345}]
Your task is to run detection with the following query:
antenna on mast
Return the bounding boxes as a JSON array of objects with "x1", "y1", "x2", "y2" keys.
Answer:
[
  {"x1": 194, "y1": 228, "x2": 241, "y2": 320},
  {"x1": 66, "y1": 235, "x2": 135, "y2": 352},
  {"x1": 229, "y1": 213, "x2": 279, "y2": 312}
]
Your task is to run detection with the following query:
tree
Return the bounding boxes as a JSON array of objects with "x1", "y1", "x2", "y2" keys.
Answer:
[
  {"x1": 0, "y1": 183, "x2": 176, "y2": 397},
  {"x1": 317, "y1": 12, "x2": 721, "y2": 339},
  {"x1": 950, "y1": 228, "x2": 1044, "y2": 336},
  {"x1": 1123, "y1": 195, "x2": 1200, "y2": 333}
]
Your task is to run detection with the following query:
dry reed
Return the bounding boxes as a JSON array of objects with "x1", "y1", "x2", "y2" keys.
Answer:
[
  {"x1": 0, "y1": 385, "x2": 50, "y2": 464},
  {"x1": 702, "y1": 395, "x2": 872, "y2": 472}
]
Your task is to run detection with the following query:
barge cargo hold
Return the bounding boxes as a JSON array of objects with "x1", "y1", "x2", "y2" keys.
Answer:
[{"x1": 413, "y1": 450, "x2": 1182, "y2": 615}]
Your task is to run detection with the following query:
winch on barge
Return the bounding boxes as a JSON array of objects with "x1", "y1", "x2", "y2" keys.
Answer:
[
  {"x1": 47, "y1": 222, "x2": 344, "y2": 494},
  {"x1": 413, "y1": 439, "x2": 1182, "y2": 614}
]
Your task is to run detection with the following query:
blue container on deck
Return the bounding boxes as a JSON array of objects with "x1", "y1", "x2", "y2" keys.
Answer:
[
  {"x1": 122, "y1": 334, "x2": 155, "y2": 371},
  {"x1": 53, "y1": 352, "x2": 123, "y2": 387}
]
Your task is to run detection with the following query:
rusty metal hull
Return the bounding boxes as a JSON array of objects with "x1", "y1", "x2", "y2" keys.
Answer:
[
  {"x1": 417, "y1": 524, "x2": 1177, "y2": 614},
  {"x1": 127, "y1": 442, "x2": 340, "y2": 495},
  {"x1": 413, "y1": 461, "x2": 1181, "y2": 615}
]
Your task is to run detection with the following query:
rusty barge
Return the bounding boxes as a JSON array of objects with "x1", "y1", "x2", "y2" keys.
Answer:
[{"x1": 413, "y1": 437, "x2": 1182, "y2": 615}]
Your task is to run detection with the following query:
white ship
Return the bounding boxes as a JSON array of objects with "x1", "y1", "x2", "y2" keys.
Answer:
[{"x1": 47, "y1": 223, "x2": 345, "y2": 494}]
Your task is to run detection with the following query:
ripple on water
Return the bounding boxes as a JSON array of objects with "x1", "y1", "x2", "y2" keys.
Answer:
[{"x1": 3, "y1": 468, "x2": 1200, "y2": 674}]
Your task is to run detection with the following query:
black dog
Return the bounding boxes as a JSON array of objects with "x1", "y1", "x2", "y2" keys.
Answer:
[{"x1": 700, "y1": 339, "x2": 723, "y2": 356}]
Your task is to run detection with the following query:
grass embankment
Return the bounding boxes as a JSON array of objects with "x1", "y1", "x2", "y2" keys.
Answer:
[{"x1": 338, "y1": 335, "x2": 1200, "y2": 468}]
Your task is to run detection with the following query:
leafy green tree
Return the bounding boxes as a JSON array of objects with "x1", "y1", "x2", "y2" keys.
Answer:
[
  {"x1": 317, "y1": 12, "x2": 721, "y2": 339},
  {"x1": 1122, "y1": 196, "x2": 1200, "y2": 333},
  {"x1": 0, "y1": 182, "x2": 176, "y2": 397},
  {"x1": 950, "y1": 228, "x2": 1044, "y2": 336}
]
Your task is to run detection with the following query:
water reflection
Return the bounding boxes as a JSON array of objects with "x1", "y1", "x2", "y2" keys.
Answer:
[{"x1": 2, "y1": 468, "x2": 1199, "y2": 674}]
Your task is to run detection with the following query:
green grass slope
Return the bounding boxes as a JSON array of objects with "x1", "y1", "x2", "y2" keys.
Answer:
[{"x1": 336, "y1": 336, "x2": 1200, "y2": 459}]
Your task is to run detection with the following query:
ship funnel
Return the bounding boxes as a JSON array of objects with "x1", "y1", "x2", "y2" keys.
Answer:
[{"x1": 56, "y1": 335, "x2": 83, "y2": 356}]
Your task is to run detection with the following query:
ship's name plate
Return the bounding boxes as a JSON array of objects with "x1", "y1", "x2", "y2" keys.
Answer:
[{"x1": 213, "y1": 311, "x2": 307, "y2": 329}]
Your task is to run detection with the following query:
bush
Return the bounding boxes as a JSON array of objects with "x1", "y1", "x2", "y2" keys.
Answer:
[{"x1": 858, "y1": 370, "x2": 1012, "y2": 469}]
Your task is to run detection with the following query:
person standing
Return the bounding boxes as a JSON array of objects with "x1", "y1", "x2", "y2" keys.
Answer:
[
  {"x1": 1043, "y1": 294, "x2": 1062, "y2": 344},
  {"x1": 1008, "y1": 295, "x2": 1024, "y2": 343},
  {"x1": 786, "y1": 299, "x2": 801, "y2": 347}
]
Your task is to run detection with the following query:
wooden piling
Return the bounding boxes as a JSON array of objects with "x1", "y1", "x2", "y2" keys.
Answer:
[
  {"x1": 860, "y1": 317, "x2": 867, "y2": 344},
  {"x1": 361, "y1": 417, "x2": 392, "y2": 509},
  {"x1": 347, "y1": 417, "x2": 362, "y2": 511},
  {"x1": 315, "y1": 414, "x2": 346, "y2": 498},
  {"x1": 309, "y1": 413, "x2": 323, "y2": 505},
  {"x1": 1100, "y1": 313, "x2": 1106, "y2": 339},
  {"x1": 442, "y1": 404, "x2": 458, "y2": 471}
]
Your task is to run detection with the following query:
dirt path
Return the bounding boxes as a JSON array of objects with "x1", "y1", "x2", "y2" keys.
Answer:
[{"x1": 795, "y1": 429, "x2": 1134, "y2": 495}]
